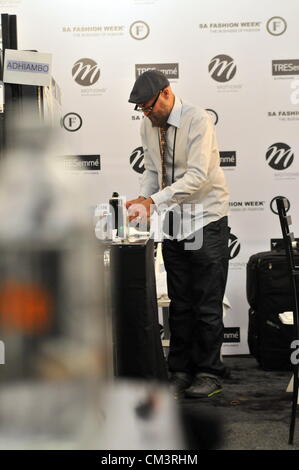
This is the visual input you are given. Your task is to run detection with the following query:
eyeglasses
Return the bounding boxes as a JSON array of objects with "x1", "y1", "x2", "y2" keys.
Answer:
[{"x1": 134, "y1": 90, "x2": 162, "y2": 113}]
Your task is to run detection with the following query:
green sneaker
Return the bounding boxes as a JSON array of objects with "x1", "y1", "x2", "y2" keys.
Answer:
[
  {"x1": 185, "y1": 374, "x2": 222, "y2": 398},
  {"x1": 169, "y1": 372, "x2": 193, "y2": 400}
]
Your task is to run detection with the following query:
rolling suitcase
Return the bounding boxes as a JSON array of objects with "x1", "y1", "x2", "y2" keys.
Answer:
[{"x1": 247, "y1": 249, "x2": 299, "y2": 370}]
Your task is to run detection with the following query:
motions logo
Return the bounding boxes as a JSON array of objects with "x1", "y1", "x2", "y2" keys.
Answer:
[
  {"x1": 206, "y1": 109, "x2": 218, "y2": 125},
  {"x1": 270, "y1": 196, "x2": 290, "y2": 215},
  {"x1": 135, "y1": 63, "x2": 179, "y2": 79},
  {"x1": 266, "y1": 143, "x2": 294, "y2": 170},
  {"x1": 266, "y1": 16, "x2": 287, "y2": 36},
  {"x1": 199, "y1": 21, "x2": 261, "y2": 33},
  {"x1": 229, "y1": 200, "x2": 265, "y2": 212},
  {"x1": 72, "y1": 58, "x2": 100, "y2": 86},
  {"x1": 272, "y1": 60, "x2": 299, "y2": 77},
  {"x1": 208, "y1": 55, "x2": 237, "y2": 82},
  {"x1": 63, "y1": 155, "x2": 101, "y2": 171},
  {"x1": 223, "y1": 327, "x2": 240, "y2": 344},
  {"x1": 62, "y1": 113, "x2": 82, "y2": 132},
  {"x1": 220, "y1": 151, "x2": 236, "y2": 168},
  {"x1": 228, "y1": 234, "x2": 241, "y2": 260},
  {"x1": 130, "y1": 21, "x2": 150, "y2": 40},
  {"x1": 130, "y1": 147, "x2": 145, "y2": 174}
]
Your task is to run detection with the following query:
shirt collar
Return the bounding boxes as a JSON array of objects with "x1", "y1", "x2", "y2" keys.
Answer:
[{"x1": 167, "y1": 95, "x2": 182, "y2": 128}]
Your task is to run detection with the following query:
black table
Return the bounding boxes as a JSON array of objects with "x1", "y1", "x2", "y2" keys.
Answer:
[{"x1": 105, "y1": 238, "x2": 167, "y2": 382}]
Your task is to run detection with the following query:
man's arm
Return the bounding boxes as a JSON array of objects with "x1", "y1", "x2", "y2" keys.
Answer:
[
  {"x1": 139, "y1": 121, "x2": 159, "y2": 198},
  {"x1": 126, "y1": 122, "x2": 157, "y2": 221}
]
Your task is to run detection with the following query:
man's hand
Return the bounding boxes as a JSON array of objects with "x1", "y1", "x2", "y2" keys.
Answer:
[
  {"x1": 126, "y1": 196, "x2": 154, "y2": 222},
  {"x1": 126, "y1": 196, "x2": 146, "y2": 209}
]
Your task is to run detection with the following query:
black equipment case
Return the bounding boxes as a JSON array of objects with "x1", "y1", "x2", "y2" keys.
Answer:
[{"x1": 247, "y1": 249, "x2": 298, "y2": 370}]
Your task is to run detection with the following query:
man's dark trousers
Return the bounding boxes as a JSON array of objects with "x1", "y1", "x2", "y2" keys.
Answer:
[{"x1": 162, "y1": 216, "x2": 230, "y2": 378}]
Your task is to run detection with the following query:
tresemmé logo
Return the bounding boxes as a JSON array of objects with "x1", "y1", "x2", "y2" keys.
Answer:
[
  {"x1": 130, "y1": 147, "x2": 144, "y2": 174},
  {"x1": 223, "y1": 327, "x2": 240, "y2": 343},
  {"x1": 272, "y1": 60, "x2": 299, "y2": 76},
  {"x1": 229, "y1": 233, "x2": 240, "y2": 260},
  {"x1": 64, "y1": 155, "x2": 101, "y2": 171},
  {"x1": 208, "y1": 55, "x2": 237, "y2": 82},
  {"x1": 220, "y1": 151, "x2": 236, "y2": 167},
  {"x1": 72, "y1": 58, "x2": 100, "y2": 86},
  {"x1": 135, "y1": 63, "x2": 179, "y2": 80},
  {"x1": 266, "y1": 143, "x2": 294, "y2": 170}
]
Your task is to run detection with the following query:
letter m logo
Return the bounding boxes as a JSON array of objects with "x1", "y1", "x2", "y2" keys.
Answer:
[
  {"x1": 209, "y1": 54, "x2": 237, "y2": 82},
  {"x1": 72, "y1": 58, "x2": 100, "y2": 86}
]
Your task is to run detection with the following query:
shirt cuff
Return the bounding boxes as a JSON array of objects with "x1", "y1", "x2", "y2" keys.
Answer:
[{"x1": 151, "y1": 187, "x2": 173, "y2": 207}]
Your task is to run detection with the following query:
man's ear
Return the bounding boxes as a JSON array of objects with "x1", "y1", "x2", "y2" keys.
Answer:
[{"x1": 162, "y1": 87, "x2": 171, "y2": 100}]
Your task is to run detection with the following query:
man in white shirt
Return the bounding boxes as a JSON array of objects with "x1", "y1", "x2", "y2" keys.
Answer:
[{"x1": 127, "y1": 70, "x2": 230, "y2": 399}]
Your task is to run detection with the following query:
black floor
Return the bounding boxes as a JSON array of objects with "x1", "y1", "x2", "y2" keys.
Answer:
[{"x1": 179, "y1": 355, "x2": 299, "y2": 450}]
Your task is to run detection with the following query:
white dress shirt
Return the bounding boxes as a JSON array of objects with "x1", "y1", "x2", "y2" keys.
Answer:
[{"x1": 139, "y1": 96, "x2": 229, "y2": 233}]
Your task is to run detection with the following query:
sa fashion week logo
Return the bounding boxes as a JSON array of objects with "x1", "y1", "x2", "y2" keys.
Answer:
[
  {"x1": 130, "y1": 147, "x2": 145, "y2": 174},
  {"x1": 130, "y1": 21, "x2": 150, "y2": 40},
  {"x1": 266, "y1": 143, "x2": 294, "y2": 170},
  {"x1": 208, "y1": 55, "x2": 237, "y2": 82},
  {"x1": 228, "y1": 233, "x2": 240, "y2": 260},
  {"x1": 72, "y1": 58, "x2": 100, "y2": 86},
  {"x1": 266, "y1": 16, "x2": 287, "y2": 36},
  {"x1": 62, "y1": 113, "x2": 82, "y2": 132}
]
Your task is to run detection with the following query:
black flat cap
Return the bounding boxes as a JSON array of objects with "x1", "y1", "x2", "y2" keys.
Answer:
[{"x1": 128, "y1": 70, "x2": 170, "y2": 104}]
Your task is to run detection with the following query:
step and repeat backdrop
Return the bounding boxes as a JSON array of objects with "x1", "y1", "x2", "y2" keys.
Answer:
[{"x1": 3, "y1": 0, "x2": 299, "y2": 353}]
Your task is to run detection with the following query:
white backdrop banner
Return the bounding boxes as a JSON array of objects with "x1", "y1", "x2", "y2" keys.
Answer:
[{"x1": 4, "y1": 0, "x2": 299, "y2": 354}]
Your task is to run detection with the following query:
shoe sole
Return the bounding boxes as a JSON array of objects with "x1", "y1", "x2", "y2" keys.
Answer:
[{"x1": 185, "y1": 388, "x2": 222, "y2": 398}]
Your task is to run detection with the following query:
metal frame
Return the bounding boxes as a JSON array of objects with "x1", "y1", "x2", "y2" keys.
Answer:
[{"x1": 276, "y1": 196, "x2": 299, "y2": 445}]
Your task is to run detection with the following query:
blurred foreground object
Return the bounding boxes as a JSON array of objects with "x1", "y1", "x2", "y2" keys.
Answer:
[
  {"x1": 0, "y1": 101, "x2": 109, "y2": 448},
  {"x1": 100, "y1": 381, "x2": 185, "y2": 450}
]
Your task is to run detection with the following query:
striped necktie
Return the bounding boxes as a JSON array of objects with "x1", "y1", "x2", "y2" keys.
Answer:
[{"x1": 159, "y1": 125, "x2": 168, "y2": 189}]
